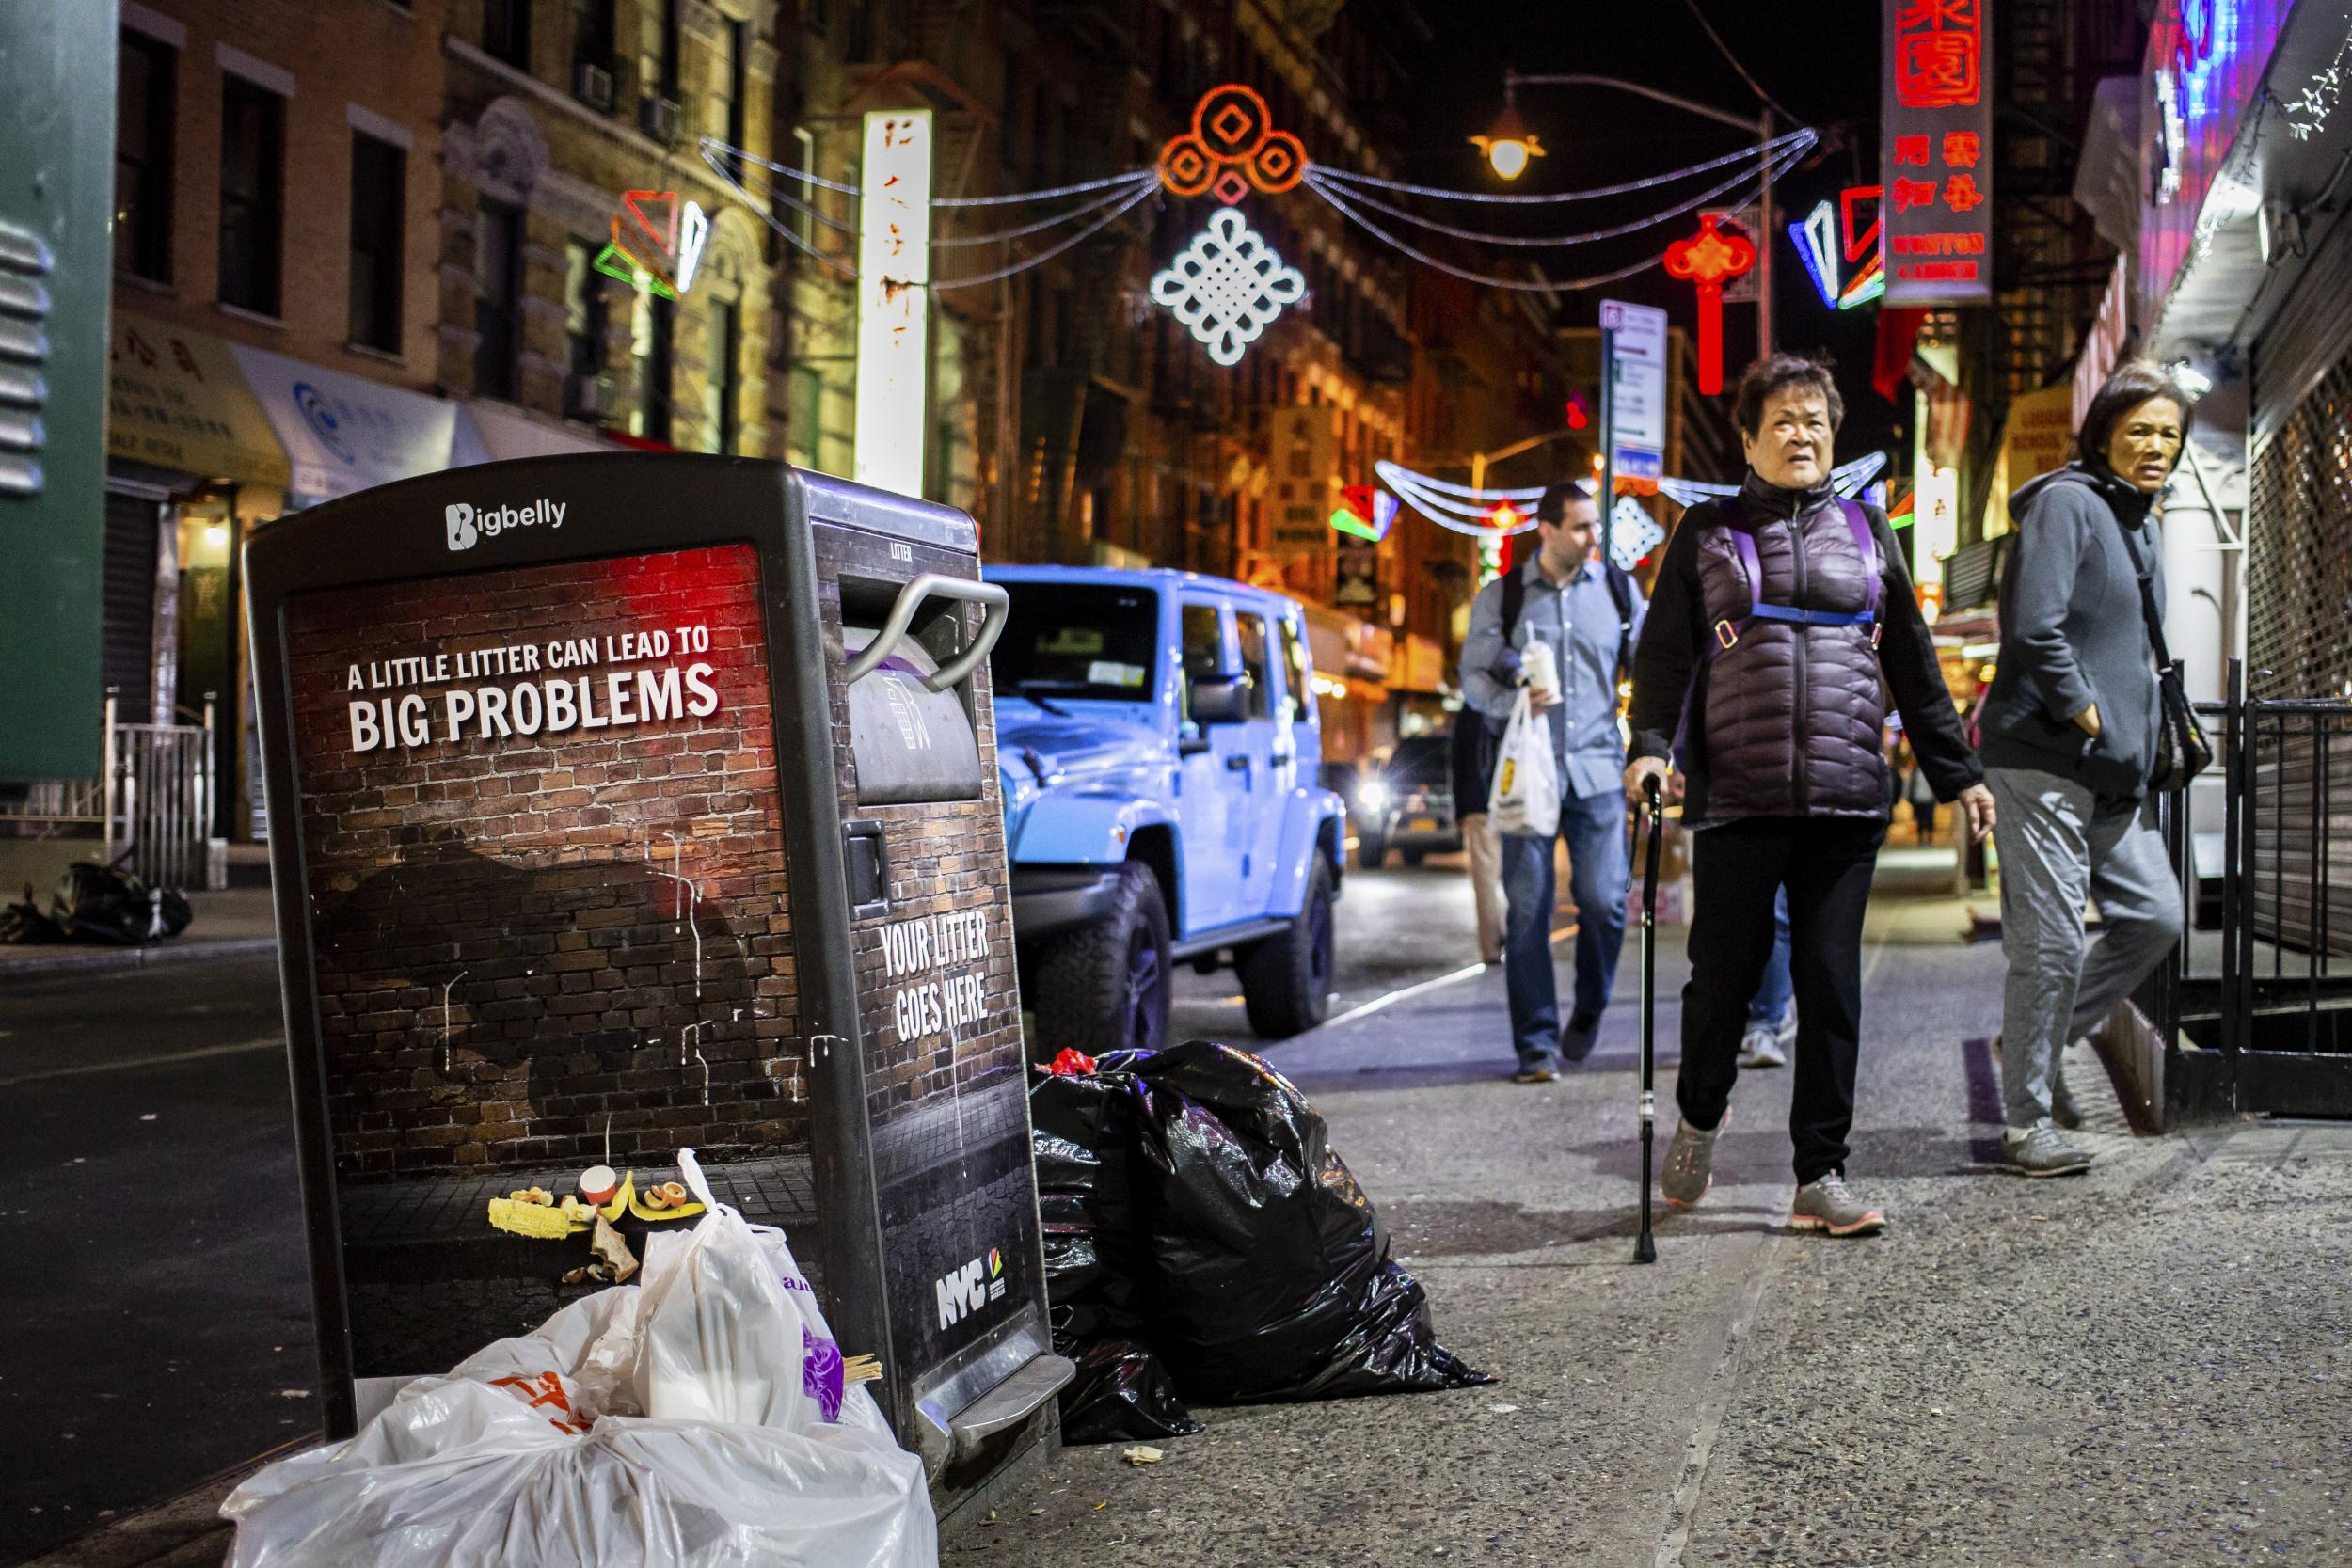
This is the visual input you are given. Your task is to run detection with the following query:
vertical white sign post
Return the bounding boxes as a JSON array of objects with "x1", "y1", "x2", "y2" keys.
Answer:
[
  {"x1": 854, "y1": 109, "x2": 932, "y2": 496},
  {"x1": 1599, "y1": 299, "x2": 1669, "y2": 571}
]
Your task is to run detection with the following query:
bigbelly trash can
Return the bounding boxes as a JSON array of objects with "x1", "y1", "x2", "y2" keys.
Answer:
[{"x1": 244, "y1": 453, "x2": 1071, "y2": 1520}]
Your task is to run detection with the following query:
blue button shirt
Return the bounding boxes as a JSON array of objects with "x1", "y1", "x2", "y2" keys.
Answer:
[{"x1": 1460, "y1": 556, "x2": 1645, "y2": 801}]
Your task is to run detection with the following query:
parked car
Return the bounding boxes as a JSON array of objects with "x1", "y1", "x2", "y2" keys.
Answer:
[
  {"x1": 1351, "y1": 735, "x2": 1460, "y2": 867},
  {"x1": 987, "y1": 566, "x2": 1347, "y2": 1053}
]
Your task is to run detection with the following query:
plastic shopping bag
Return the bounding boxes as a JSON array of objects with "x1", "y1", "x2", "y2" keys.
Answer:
[
  {"x1": 221, "y1": 1149, "x2": 936, "y2": 1568},
  {"x1": 1487, "y1": 686, "x2": 1560, "y2": 838}
]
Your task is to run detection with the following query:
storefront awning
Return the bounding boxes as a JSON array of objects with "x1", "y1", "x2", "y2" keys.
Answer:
[
  {"x1": 452, "y1": 401, "x2": 618, "y2": 466},
  {"x1": 107, "y1": 316, "x2": 290, "y2": 489},
  {"x1": 230, "y1": 344, "x2": 456, "y2": 505}
]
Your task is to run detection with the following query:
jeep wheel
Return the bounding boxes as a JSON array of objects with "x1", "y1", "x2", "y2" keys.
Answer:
[
  {"x1": 1031, "y1": 862, "x2": 1171, "y2": 1055},
  {"x1": 1238, "y1": 856, "x2": 1335, "y2": 1039}
]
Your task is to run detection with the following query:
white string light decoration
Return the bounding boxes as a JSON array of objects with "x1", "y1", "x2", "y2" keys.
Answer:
[
  {"x1": 1654, "y1": 451, "x2": 1889, "y2": 508},
  {"x1": 1150, "y1": 208, "x2": 1306, "y2": 367}
]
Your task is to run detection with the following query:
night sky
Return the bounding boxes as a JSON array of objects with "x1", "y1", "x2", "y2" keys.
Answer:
[{"x1": 1392, "y1": 0, "x2": 1899, "y2": 462}]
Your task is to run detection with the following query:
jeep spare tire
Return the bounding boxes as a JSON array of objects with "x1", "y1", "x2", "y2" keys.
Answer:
[
  {"x1": 1032, "y1": 861, "x2": 1171, "y2": 1055},
  {"x1": 1239, "y1": 856, "x2": 1335, "y2": 1039}
]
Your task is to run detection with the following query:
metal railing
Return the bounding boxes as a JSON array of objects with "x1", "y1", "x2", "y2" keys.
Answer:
[
  {"x1": 0, "y1": 690, "x2": 219, "y2": 891},
  {"x1": 2144, "y1": 657, "x2": 2352, "y2": 1119}
]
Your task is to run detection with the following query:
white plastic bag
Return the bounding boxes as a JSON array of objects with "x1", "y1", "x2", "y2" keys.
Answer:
[
  {"x1": 1487, "y1": 685, "x2": 1561, "y2": 838},
  {"x1": 221, "y1": 1150, "x2": 935, "y2": 1568}
]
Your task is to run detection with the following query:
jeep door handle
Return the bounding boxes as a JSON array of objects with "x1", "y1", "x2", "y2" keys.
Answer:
[{"x1": 1225, "y1": 754, "x2": 1251, "y2": 773}]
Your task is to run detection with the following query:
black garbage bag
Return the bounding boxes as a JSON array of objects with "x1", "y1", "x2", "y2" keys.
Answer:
[
  {"x1": 52, "y1": 859, "x2": 190, "y2": 945},
  {"x1": 0, "y1": 891, "x2": 63, "y2": 944},
  {"x1": 1128, "y1": 1040, "x2": 1491, "y2": 1403},
  {"x1": 1030, "y1": 1056, "x2": 1202, "y2": 1444}
]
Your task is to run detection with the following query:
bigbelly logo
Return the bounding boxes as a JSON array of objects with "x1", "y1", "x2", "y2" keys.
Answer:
[
  {"x1": 445, "y1": 499, "x2": 566, "y2": 552},
  {"x1": 935, "y1": 1246, "x2": 1007, "y2": 1329}
]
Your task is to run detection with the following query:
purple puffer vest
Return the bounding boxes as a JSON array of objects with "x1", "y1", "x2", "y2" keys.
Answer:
[{"x1": 1688, "y1": 492, "x2": 1893, "y2": 821}]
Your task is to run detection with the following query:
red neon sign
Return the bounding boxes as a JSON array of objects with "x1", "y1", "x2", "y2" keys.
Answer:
[{"x1": 1663, "y1": 214, "x2": 1756, "y2": 397}]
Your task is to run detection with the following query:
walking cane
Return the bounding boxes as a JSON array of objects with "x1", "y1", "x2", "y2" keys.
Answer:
[{"x1": 1634, "y1": 773, "x2": 1663, "y2": 1265}]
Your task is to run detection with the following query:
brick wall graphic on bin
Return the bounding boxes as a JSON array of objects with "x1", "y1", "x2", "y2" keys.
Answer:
[{"x1": 284, "y1": 544, "x2": 803, "y2": 1177}]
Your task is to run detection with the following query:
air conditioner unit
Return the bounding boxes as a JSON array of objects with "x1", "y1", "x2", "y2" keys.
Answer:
[
  {"x1": 565, "y1": 372, "x2": 617, "y2": 421},
  {"x1": 574, "y1": 62, "x2": 614, "y2": 112},
  {"x1": 639, "y1": 94, "x2": 681, "y2": 143}
]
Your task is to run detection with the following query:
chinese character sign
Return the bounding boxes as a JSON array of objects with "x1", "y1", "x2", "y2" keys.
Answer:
[
  {"x1": 1882, "y1": 0, "x2": 1993, "y2": 305},
  {"x1": 855, "y1": 110, "x2": 933, "y2": 496}
]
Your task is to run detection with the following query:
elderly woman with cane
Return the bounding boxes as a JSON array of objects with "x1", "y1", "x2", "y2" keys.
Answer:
[
  {"x1": 1979, "y1": 361, "x2": 2193, "y2": 1179},
  {"x1": 1625, "y1": 353, "x2": 1995, "y2": 1237}
]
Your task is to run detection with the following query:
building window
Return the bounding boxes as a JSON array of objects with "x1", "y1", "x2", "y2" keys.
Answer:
[
  {"x1": 115, "y1": 31, "x2": 176, "y2": 282},
  {"x1": 705, "y1": 300, "x2": 739, "y2": 454},
  {"x1": 632, "y1": 284, "x2": 674, "y2": 443},
  {"x1": 484, "y1": 0, "x2": 531, "y2": 71},
  {"x1": 651, "y1": 0, "x2": 681, "y2": 101},
  {"x1": 217, "y1": 74, "x2": 284, "y2": 315},
  {"x1": 347, "y1": 132, "x2": 405, "y2": 353},
  {"x1": 564, "y1": 240, "x2": 606, "y2": 379},
  {"x1": 719, "y1": 19, "x2": 747, "y2": 182},
  {"x1": 473, "y1": 200, "x2": 523, "y2": 399},
  {"x1": 571, "y1": 0, "x2": 616, "y2": 105}
]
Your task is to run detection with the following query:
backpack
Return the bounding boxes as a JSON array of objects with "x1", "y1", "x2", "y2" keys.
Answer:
[{"x1": 1499, "y1": 558, "x2": 1638, "y2": 676}]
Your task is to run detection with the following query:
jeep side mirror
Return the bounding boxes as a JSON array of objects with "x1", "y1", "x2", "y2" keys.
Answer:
[{"x1": 1188, "y1": 674, "x2": 1248, "y2": 726}]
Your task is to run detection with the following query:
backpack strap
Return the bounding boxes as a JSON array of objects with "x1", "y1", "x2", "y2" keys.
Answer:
[
  {"x1": 1500, "y1": 560, "x2": 1526, "y2": 647},
  {"x1": 1602, "y1": 562, "x2": 1636, "y2": 674},
  {"x1": 1708, "y1": 498, "x2": 1884, "y2": 657}
]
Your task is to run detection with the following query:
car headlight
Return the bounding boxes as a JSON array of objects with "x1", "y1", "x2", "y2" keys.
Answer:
[{"x1": 1358, "y1": 780, "x2": 1391, "y2": 815}]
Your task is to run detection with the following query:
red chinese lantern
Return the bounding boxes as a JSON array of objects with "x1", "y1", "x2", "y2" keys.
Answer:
[{"x1": 1663, "y1": 214, "x2": 1757, "y2": 397}]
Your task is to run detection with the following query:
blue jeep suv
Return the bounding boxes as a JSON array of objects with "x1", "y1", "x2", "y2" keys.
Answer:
[{"x1": 985, "y1": 567, "x2": 1346, "y2": 1053}]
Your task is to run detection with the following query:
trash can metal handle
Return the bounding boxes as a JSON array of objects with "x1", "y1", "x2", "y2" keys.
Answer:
[{"x1": 841, "y1": 572, "x2": 1011, "y2": 692}]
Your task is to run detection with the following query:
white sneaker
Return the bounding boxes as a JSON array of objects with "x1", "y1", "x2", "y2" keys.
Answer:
[{"x1": 1738, "y1": 1025, "x2": 1788, "y2": 1069}]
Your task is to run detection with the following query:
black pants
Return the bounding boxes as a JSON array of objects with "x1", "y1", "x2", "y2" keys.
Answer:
[{"x1": 1675, "y1": 816, "x2": 1887, "y2": 1185}]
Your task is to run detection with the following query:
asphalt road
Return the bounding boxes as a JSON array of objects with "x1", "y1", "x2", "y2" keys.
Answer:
[{"x1": 0, "y1": 956, "x2": 315, "y2": 1567}]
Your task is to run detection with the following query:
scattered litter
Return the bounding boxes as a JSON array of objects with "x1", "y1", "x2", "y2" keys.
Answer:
[
  {"x1": 139, "y1": 1114, "x2": 157, "y2": 1122},
  {"x1": 278, "y1": 1389, "x2": 312, "y2": 1400},
  {"x1": 1121, "y1": 1445, "x2": 1164, "y2": 1465},
  {"x1": 1930, "y1": 1407, "x2": 1945, "y2": 1417},
  {"x1": 2029, "y1": 1214, "x2": 2048, "y2": 1223},
  {"x1": 589, "y1": 1216, "x2": 640, "y2": 1283},
  {"x1": 1029, "y1": 1507, "x2": 1045, "y2": 1516},
  {"x1": 1486, "y1": 1402, "x2": 1519, "y2": 1415},
  {"x1": 1093, "y1": 1500, "x2": 1109, "y2": 1511}
]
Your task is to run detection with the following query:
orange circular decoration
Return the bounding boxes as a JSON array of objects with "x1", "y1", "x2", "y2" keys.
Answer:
[
  {"x1": 1193, "y1": 83, "x2": 1271, "y2": 162},
  {"x1": 1248, "y1": 131, "x2": 1307, "y2": 195},
  {"x1": 1157, "y1": 134, "x2": 1216, "y2": 198},
  {"x1": 1664, "y1": 214, "x2": 1756, "y2": 286}
]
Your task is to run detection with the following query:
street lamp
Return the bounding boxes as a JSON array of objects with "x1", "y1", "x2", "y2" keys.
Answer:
[
  {"x1": 1476, "y1": 70, "x2": 1778, "y2": 356},
  {"x1": 1470, "y1": 97, "x2": 1543, "y2": 181}
]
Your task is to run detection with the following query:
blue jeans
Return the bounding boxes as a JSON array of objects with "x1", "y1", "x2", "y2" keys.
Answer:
[
  {"x1": 1747, "y1": 888, "x2": 1793, "y2": 1029},
  {"x1": 1502, "y1": 787, "x2": 1630, "y2": 1068}
]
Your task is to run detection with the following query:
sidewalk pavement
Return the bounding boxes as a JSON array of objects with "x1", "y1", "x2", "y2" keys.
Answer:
[
  {"x1": 29, "y1": 860, "x2": 2346, "y2": 1568},
  {"x1": 0, "y1": 889, "x2": 278, "y2": 984}
]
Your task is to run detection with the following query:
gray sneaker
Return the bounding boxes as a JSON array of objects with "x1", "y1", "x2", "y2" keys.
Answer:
[
  {"x1": 1737, "y1": 1024, "x2": 1788, "y2": 1069},
  {"x1": 2001, "y1": 1122, "x2": 2092, "y2": 1178},
  {"x1": 1661, "y1": 1116, "x2": 1723, "y2": 1210},
  {"x1": 2049, "y1": 1071, "x2": 2085, "y2": 1132},
  {"x1": 1789, "y1": 1173, "x2": 1886, "y2": 1237}
]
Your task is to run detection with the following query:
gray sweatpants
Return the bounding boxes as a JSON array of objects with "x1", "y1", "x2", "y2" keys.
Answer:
[{"x1": 1987, "y1": 767, "x2": 2185, "y2": 1130}]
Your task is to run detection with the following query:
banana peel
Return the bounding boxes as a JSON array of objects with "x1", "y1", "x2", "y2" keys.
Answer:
[
  {"x1": 630, "y1": 1192, "x2": 706, "y2": 1223},
  {"x1": 599, "y1": 1173, "x2": 635, "y2": 1224}
]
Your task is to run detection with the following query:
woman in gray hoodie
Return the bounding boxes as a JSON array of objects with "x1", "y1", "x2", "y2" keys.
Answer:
[{"x1": 1979, "y1": 361, "x2": 2192, "y2": 1178}]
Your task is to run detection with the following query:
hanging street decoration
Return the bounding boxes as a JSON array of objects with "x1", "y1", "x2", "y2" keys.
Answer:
[
  {"x1": 1609, "y1": 496, "x2": 1666, "y2": 571},
  {"x1": 1158, "y1": 84, "x2": 1308, "y2": 206},
  {"x1": 1375, "y1": 459, "x2": 1545, "y2": 537},
  {"x1": 1151, "y1": 87, "x2": 1312, "y2": 365},
  {"x1": 595, "y1": 190, "x2": 710, "y2": 300},
  {"x1": 1329, "y1": 484, "x2": 1400, "y2": 543},
  {"x1": 1150, "y1": 208, "x2": 1307, "y2": 367},
  {"x1": 1662, "y1": 214, "x2": 1756, "y2": 395}
]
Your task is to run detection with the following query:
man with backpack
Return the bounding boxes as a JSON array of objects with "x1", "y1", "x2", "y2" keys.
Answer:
[{"x1": 1460, "y1": 482, "x2": 1645, "y2": 1081}]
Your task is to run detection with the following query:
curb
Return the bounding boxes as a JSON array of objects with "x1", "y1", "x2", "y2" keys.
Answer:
[{"x1": 0, "y1": 937, "x2": 278, "y2": 985}]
